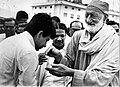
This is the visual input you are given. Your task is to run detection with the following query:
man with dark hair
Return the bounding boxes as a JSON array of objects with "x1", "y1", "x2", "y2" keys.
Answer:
[
  {"x1": 37, "y1": 23, "x2": 68, "y2": 87},
  {"x1": 15, "y1": 10, "x2": 28, "y2": 34},
  {"x1": 51, "y1": 16, "x2": 61, "y2": 29},
  {"x1": 0, "y1": 18, "x2": 16, "y2": 42},
  {"x1": 52, "y1": 23, "x2": 68, "y2": 50},
  {"x1": 16, "y1": 10, "x2": 28, "y2": 24},
  {"x1": 4, "y1": 18, "x2": 16, "y2": 38},
  {"x1": 0, "y1": 13, "x2": 56, "y2": 86},
  {"x1": 51, "y1": 16, "x2": 61, "y2": 23},
  {"x1": 46, "y1": 0, "x2": 119, "y2": 87}
]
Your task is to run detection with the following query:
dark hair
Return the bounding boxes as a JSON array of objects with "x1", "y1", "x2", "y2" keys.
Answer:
[
  {"x1": 51, "y1": 16, "x2": 61, "y2": 23},
  {"x1": 56, "y1": 23, "x2": 67, "y2": 34},
  {"x1": 16, "y1": 11, "x2": 28, "y2": 21},
  {"x1": 70, "y1": 20, "x2": 84, "y2": 29},
  {"x1": 24, "y1": 13, "x2": 56, "y2": 39}
]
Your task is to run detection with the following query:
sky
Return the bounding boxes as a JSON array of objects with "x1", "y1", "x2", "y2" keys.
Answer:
[
  {"x1": 0, "y1": 0, "x2": 34, "y2": 18},
  {"x1": 0, "y1": 0, "x2": 33, "y2": 10},
  {"x1": 0, "y1": 0, "x2": 119, "y2": 18}
]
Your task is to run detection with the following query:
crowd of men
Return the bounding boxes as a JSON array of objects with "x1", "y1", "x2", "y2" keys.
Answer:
[
  {"x1": 0, "y1": 11, "x2": 28, "y2": 42},
  {"x1": 0, "y1": 0, "x2": 119, "y2": 87}
]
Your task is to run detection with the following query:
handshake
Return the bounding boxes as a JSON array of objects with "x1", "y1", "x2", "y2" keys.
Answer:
[
  {"x1": 38, "y1": 47, "x2": 62, "y2": 65},
  {"x1": 38, "y1": 47, "x2": 74, "y2": 77}
]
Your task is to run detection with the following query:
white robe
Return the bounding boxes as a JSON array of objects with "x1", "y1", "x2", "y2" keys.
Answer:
[{"x1": 61, "y1": 24, "x2": 119, "y2": 87}]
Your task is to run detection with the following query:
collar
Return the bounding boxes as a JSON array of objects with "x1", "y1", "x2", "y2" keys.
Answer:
[{"x1": 20, "y1": 31, "x2": 35, "y2": 47}]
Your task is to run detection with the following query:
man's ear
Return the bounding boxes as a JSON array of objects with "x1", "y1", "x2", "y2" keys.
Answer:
[
  {"x1": 37, "y1": 31, "x2": 43, "y2": 38},
  {"x1": 104, "y1": 14, "x2": 108, "y2": 22}
]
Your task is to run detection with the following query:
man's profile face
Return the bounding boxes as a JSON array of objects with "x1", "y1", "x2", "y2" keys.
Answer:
[
  {"x1": 85, "y1": 6, "x2": 105, "y2": 34},
  {"x1": 53, "y1": 29, "x2": 66, "y2": 50}
]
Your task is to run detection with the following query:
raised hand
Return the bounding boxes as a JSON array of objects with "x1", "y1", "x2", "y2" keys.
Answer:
[
  {"x1": 46, "y1": 47, "x2": 62, "y2": 63},
  {"x1": 46, "y1": 47, "x2": 59, "y2": 57}
]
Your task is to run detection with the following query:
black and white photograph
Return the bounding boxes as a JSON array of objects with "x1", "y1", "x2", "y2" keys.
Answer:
[{"x1": 0, "y1": 0, "x2": 119, "y2": 87}]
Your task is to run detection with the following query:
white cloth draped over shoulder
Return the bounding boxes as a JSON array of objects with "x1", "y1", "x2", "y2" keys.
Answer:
[{"x1": 61, "y1": 24, "x2": 119, "y2": 87}]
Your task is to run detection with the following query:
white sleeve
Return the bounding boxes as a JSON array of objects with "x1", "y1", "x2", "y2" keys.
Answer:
[{"x1": 18, "y1": 51, "x2": 38, "y2": 86}]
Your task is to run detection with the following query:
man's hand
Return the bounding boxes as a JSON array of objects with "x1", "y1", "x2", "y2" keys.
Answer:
[
  {"x1": 46, "y1": 47, "x2": 59, "y2": 57},
  {"x1": 38, "y1": 53, "x2": 48, "y2": 65},
  {"x1": 46, "y1": 47, "x2": 62, "y2": 63},
  {"x1": 45, "y1": 64, "x2": 74, "y2": 77}
]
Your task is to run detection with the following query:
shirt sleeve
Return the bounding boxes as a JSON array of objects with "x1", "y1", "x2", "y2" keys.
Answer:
[
  {"x1": 60, "y1": 31, "x2": 82, "y2": 68},
  {"x1": 18, "y1": 51, "x2": 38, "y2": 86},
  {"x1": 72, "y1": 45, "x2": 119, "y2": 86}
]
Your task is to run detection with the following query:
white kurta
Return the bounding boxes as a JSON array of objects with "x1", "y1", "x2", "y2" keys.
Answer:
[
  {"x1": 0, "y1": 31, "x2": 38, "y2": 86},
  {"x1": 41, "y1": 47, "x2": 66, "y2": 87}
]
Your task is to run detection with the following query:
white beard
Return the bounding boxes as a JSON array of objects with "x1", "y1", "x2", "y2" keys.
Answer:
[{"x1": 86, "y1": 20, "x2": 104, "y2": 34}]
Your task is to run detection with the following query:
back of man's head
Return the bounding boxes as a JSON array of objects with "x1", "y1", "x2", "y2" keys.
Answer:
[
  {"x1": 51, "y1": 16, "x2": 61, "y2": 23},
  {"x1": 56, "y1": 23, "x2": 67, "y2": 33},
  {"x1": 24, "y1": 13, "x2": 56, "y2": 39},
  {"x1": 16, "y1": 11, "x2": 28, "y2": 22}
]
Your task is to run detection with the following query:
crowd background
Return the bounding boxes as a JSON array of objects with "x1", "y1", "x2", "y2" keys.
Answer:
[{"x1": 0, "y1": 0, "x2": 119, "y2": 87}]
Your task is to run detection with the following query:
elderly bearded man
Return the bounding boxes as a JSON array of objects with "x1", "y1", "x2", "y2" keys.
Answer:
[{"x1": 45, "y1": 0, "x2": 119, "y2": 87}]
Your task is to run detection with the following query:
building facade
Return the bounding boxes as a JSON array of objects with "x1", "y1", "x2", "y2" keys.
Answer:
[
  {"x1": 32, "y1": 0, "x2": 86, "y2": 27},
  {"x1": 32, "y1": 0, "x2": 119, "y2": 27}
]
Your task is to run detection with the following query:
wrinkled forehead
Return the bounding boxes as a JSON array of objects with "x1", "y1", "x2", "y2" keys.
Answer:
[
  {"x1": 56, "y1": 29, "x2": 65, "y2": 34},
  {"x1": 5, "y1": 20, "x2": 15, "y2": 26},
  {"x1": 86, "y1": 6, "x2": 104, "y2": 14}
]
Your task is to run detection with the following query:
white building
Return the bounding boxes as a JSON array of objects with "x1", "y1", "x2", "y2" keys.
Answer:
[
  {"x1": 32, "y1": 0, "x2": 119, "y2": 27},
  {"x1": 32, "y1": 0, "x2": 87, "y2": 27}
]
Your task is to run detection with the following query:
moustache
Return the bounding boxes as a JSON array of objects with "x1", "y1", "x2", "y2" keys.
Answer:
[
  {"x1": 55, "y1": 40, "x2": 63, "y2": 44},
  {"x1": 85, "y1": 19, "x2": 99, "y2": 25}
]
